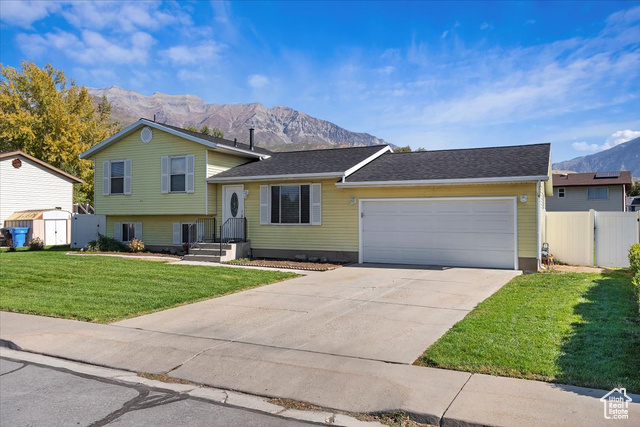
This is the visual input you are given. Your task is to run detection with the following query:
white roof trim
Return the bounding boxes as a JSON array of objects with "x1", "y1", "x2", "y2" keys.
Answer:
[
  {"x1": 336, "y1": 175, "x2": 550, "y2": 188},
  {"x1": 343, "y1": 146, "x2": 392, "y2": 178},
  {"x1": 79, "y1": 119, "x2": 267, "y2": 159},
  {"x1": 207, "y1": 172, "x2": 344, "y2": 183}
]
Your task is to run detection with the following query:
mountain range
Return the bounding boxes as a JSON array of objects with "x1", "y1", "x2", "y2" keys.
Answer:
[
  {"x1": 89, "y1": 86, "x2": 638, "y2": 175},
  {"x1": 553, "y1": 137, "x2": 640, "y2": 176},
  {"x1": 88, "y1": 86, "x2": 391, "y2": 151}
]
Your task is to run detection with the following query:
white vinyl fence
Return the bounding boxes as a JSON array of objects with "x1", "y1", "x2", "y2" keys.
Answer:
[
  {"x1": 71, "y1": 214, "x2": 106, "y2": 249},
  {"x1": 545, "y1": 210, "x2": 640, "y2": 267}
]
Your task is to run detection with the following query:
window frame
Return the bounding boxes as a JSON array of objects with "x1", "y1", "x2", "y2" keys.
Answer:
[
  {"x1": 587, "y1": 187, "x2": 609, "y2": 200},
  {"x1": 558, "y1": 187, "x2": 565, "y2": 198},
  {"x1": 169, "y1": 155, "x2": 187, "y2": 193},
  {"x1": 269, "y1": 183, "x2": 312, "y2": 226},
  {"x1": 109, "y1": 160, "x2": 125, "y2": 195}
]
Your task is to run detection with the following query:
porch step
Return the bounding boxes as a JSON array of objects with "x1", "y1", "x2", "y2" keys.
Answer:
[
  {"x1": 182, "y1": 254, "x2": 222, "y2": 263},
  {"x1": 189, "y1": 248, "x2": 227, "y2": 256},
  {"x1": 195, "y1": 243, "x2": 232, "y2": 250}
]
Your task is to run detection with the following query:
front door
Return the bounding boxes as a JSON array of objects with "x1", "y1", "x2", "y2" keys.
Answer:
[{"x1": 222, "y1": 185, "x2": 245, "y2": 240}]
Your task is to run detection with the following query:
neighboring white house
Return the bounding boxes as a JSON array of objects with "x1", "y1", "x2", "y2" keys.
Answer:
[{"x1": 0, "y1": 151, "x2": 83, "y2": 229}]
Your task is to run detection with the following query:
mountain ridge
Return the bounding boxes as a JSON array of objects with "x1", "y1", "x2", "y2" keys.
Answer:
[
  {"x1": 89, "y1": 86, "x2": 392, "y2": 151},
  {"x1": 552, "y1": 137, "x2": 640, "y2": 176}
]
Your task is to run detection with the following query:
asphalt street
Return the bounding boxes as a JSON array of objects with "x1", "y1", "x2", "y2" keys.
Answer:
[{"x1": 0, "y1": 357, "x2": 318, "y2": 427}]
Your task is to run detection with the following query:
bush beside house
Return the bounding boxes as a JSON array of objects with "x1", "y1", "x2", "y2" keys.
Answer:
[{"x1": 630, "y1": 243, "x2": 640, "y2": 314}]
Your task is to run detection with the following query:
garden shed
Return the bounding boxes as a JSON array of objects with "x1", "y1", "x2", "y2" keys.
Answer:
[{"x1": 4, "y1": 209, "x2": 70, "y2": 246}]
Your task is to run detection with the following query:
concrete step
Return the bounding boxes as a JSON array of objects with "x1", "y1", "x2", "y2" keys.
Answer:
[
  {"x1": 189, "y1": 249, "x2": 227, "y2": 256},
  {"x1": 182, "y1": 254, "x2": 221, "y2": 263},
  {"x1": 195, "y1": 243, "x2": 231, "y2": 250}
]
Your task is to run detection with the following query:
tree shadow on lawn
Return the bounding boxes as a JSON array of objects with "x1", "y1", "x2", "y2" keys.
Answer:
[{"x1": 555, "y1": 272, "x2": 640, "y2": 395}]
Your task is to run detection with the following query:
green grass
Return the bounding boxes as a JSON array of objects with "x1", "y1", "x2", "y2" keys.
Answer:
[
  {"x1": 416, "y1": 271, "x2": 640, "y2": 393},
  {"x1": 0, "y1": 247, "x2": 298, "y2": 323}
]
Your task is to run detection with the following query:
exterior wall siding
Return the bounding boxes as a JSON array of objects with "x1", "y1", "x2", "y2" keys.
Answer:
[
  {"x1": 221, "y1": 180, "x2": 539, "y2": 259},
  {"x1": 93, "y1": 129, "x2": 209, "y2": 215},
  {"x1": 0, "y1": 157, "x2": 74, "y2": 227},
  {"x1": 546, "y1": 185, "x2": 625, "y2": 212},
  {"x1": 206, "y1": 151, "x2": 248, "y2": 215},
  {"x1": 106, "y1": 215, "x2": 204, "y2": 246}
]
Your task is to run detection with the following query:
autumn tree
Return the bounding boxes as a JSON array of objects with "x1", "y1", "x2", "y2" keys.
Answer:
[
  {"x1": 394, "y1": 146, "x2": 425, "y2": 152},
  {"x1": 0, "y1": 61, "x2": 119, "y2": 203},
  {"x1": 212, "y1": 127, "x2": 224, "y2": 138},
  {"x1": 628, "y1": 182, "x2": 640, "y2": 197}
]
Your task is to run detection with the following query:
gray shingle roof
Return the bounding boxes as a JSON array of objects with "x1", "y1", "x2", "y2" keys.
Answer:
[
  {"x1": 552, "y1": 171, "x2": 632, "y2": 187},
  {"x1": 209, "y1": 145, "x2": 389, "y2": 180},
  {"x1": 160, "y1": 123, "x2": 272, "y2": 155},
  {"x1": 345, "y1": 143, "x2": 551, "y2": 182}
]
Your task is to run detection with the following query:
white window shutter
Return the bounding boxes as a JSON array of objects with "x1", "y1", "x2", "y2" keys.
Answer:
[
  {"x1": 113, "y1": 222, "x2": 122, "y2": 241},
  {"x1": 124, "y1": 159, "x2": 132, "y2": 195},
  {"x1": 311, "y1": 183, "x2": 322, "y2": 225},
  {"x1": 134, "y1": 222, "x2": 142, "y2": 240},
  {"x1": 186, "y1": 154, "x2": 195, "y2": 193},
  {"x1": 161, "y1": 156, "x2": 169, "y2": 193},
  {"x1": 102, "y1": 161, "x2": 110, "y2": 195},
  {"x1": 172, "y1": 223, "x2": 181, "y2": 244},
  {"x1": 260, "y1": 185, "x2": 269, "y2": 225}
]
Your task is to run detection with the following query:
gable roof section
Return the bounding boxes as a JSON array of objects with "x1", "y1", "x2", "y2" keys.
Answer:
[
  {"x1": 552, "y1": 171, "x2": 632, "y2": 187},
  {"x1": 0, "y1": 151, "x2": 83, "y2": 184},
  {"x1": 79, "y1": 119, "x2": 270, "y2": 159},
  {"x1": 340, "y1": 143, "x2": 551, "y2": 187},
  {"x1": 207, "y1": 145, "x2": 391, "y2": 182}
]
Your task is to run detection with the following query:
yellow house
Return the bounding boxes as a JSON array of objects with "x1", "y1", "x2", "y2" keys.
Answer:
[{"x1": 80, "y1": 119, "x2": 552, "y2": 271}]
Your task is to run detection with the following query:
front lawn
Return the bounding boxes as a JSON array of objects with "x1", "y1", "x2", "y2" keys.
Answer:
[
  {"x1": 416, "y1": 271, "x2": 640, "y2": 393},
  {"x1": 0, "y1": 248, "x2": 298, "y2": 323}
]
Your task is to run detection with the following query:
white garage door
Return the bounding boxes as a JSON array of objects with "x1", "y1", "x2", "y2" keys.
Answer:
[{"x1": 360, "y1": 198, "x2": 516, "y2": 269}]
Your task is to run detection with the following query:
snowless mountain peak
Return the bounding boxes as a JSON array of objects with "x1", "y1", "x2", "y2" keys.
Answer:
[{"x1": 88, "y1": 87, "x2": 392, "y2": 151}]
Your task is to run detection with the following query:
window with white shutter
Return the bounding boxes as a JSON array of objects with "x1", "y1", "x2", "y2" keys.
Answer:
[
  {"x1": 264, "y1": 184, "x2": 321, "y2": 225},
  {"x1": 103, "y1": 160, "x2": 131, "y2": 195}
]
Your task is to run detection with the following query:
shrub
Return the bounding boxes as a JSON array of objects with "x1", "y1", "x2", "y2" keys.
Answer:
[
  {"x1": 28, "y1": 237, "x2": 44, "y2": 251},
  {"x1": 629, "y1": 243, "x2": 640, "y2": 274},
  {"x1": 128, "y1": 238, "x2": 145, "y2": 253},
  {"x1": 86, "y1": 234, "x2": 127, "y2": 252}
]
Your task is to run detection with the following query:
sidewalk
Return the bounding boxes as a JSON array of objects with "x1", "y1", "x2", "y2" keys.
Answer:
[{"x1": 1, "y1": 311, "x2": 639, "y2": 426}]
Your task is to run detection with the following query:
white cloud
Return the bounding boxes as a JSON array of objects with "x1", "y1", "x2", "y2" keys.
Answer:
[
  {"x1": 177, "y1": 69, "x2": 206, "y2": 81},
  {"x1": 60, "y1": 1, "x2": 191, "y2": 33},
  {"x1": 480, "y1": 22, "x2": 493, "y2": 30},
  {"x1": 604, "y1": 129, "x2": 640, "y2": 148},
  {"x1": 248, "y1": 74, "x2": 269, "y2": 88},
  {"x1": 17, "y1": 30, "x2": 155, "y2": 65},
  {"x1": 441, "y1": 30, "x2": 449, "y2": 39},
  {"x1": 0, "y1": 0, "x2": 61, "y2": 28},
  {"x1": 161, "y1": 42, "x2": 224, "y2": 65},
  {"x1": 571, "y1": 129, "x2": 640, "y2": 152},
  {"x1": 376, "y1": 66, "x2": 395, "y2": 75},
  {"x1": 572, "y1": 141, "x2": 600, "y2": 151}
]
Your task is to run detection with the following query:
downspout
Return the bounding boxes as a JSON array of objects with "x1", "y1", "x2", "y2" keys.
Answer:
[{"x1": 536, "y1": 180, "x2": 543, "y2": 271}]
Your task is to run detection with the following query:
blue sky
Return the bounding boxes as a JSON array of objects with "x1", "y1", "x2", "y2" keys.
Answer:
[{"x1": 1, "y1": 1, "x2": 639, "y2": 163}]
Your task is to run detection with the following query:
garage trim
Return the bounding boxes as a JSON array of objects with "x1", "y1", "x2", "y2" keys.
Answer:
[{"x1": 358, "y1": 196, "x2": 519, "y2": 269}]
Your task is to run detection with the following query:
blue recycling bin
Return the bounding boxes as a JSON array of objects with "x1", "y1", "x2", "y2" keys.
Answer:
[{"x1": 9, "y1": 227, "x2": 29, "y2": 248}]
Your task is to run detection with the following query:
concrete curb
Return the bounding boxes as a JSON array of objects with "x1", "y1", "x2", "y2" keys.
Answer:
[{"x1": 0, "y1": 348, "x2": 385, "y2": 427}]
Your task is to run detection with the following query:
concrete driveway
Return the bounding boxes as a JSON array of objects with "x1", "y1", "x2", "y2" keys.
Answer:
[{"x1": 115, "y1": 265, "x2": 520, "y2": 364}]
